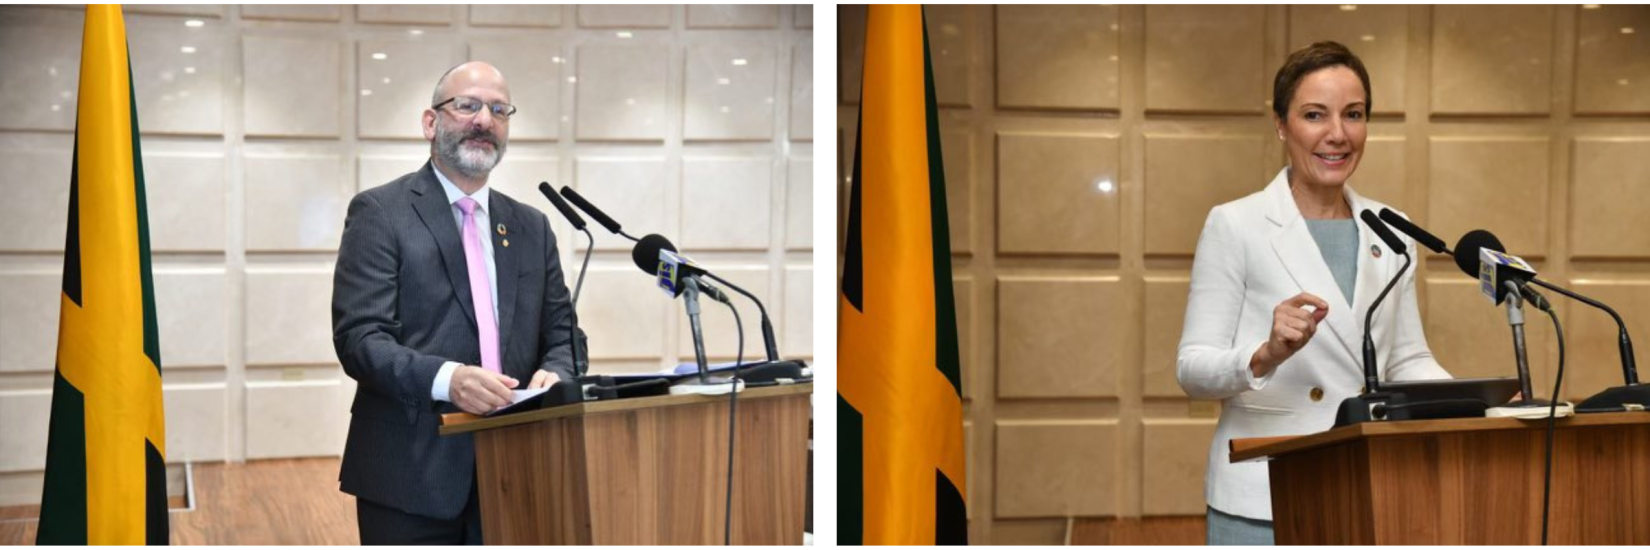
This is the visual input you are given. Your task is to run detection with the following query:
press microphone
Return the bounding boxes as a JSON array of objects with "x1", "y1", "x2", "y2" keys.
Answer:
[
  {"x1": 1451, "y1": 230, "x2": 1550, "y2": 312},
  {"x1": 630, "y1": 233, "x2": 781, "y2": 362},
  {"x1": 1358, "y1": 209, "x2": 1412, "y2": 394},
  {"x1": 630, "y1": 234, "x2": 728, "y2": 303},
  {"x1": 1377, "y1": 208, "x2": 1449, "y2": 254},
  {"x1": 1454, "y1": 230, "x2": 1646, "y2": 411},
  {"x1": 559, "y1": 185, "x2": 638, "y2": 242},
  {"x1": 538, "y1": 182, "x2": 593, "y2": 376}
]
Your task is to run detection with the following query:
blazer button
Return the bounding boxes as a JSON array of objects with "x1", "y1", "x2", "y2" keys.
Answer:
[{"x1": 1309, "y1": 387, "x2": 1324, "y2": 402}]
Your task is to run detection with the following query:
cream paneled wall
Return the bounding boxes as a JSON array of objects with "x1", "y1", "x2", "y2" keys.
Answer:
[
  {"x1": 0, "y1": 4, "x2": 812, "y2": 506},
  {"x1": 839, "y1": 4, "x2": 1650, "y2": 544}
]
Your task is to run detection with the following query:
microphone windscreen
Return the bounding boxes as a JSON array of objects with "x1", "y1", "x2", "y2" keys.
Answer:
[
  {"x1": 1452, "y1": 229, "x2": 1505, "y2": 277},
  {"x1": 539, "y1": 182, "x2": 587, "y2": 231},
  {"x1": 631, "y1": 233, "x2": 677, "y2": 275},
  {"x1": 1360, "y1": 209, "x2": 1406, "y2": 255},
  {"x1": 1378, "y1": 208, "x2": 1449, "y2": 254},
  {"x1": 560, "y1": 185, "x2": 624, "y2": 235}
]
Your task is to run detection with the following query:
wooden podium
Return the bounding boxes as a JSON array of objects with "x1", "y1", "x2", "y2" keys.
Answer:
[
  {"x1": 1230, "y1": 412, "x2": 1650, "y2": 544},
  {"x1": 439, "y1": 384, "x2": 811, "y2": 545}
]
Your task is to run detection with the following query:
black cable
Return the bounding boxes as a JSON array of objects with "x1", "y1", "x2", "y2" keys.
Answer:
[
  {"x1": 723, "y1": 301, "x2": 743, "y2": 545},
  {"x1": 1539, "y1": 307, "x2": 1565, "y2": 545}
]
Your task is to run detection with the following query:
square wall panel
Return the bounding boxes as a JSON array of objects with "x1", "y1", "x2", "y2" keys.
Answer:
[
  {"x1": 578, "y1": 5, "x2": 672, "y2": 29},
  {"x1": 682, "y1": 158, "x2": 772, "y2": 251},
  {"x1": 246, "y1": 380, "x2": 348, "y2": 459},
  {"x1": 839, "y1": 5, "x2": 865, "y2": 105},
  {"x1": 243, "y1": 35, "x2": 342, "y2": 138},
  {"x1": 1142, "y1": 419, "x2": 1218, "y2": 515},
  {"x1": 941, "y1": 121, "x2": 973, "y2": 254},
  {"x1": 783, "y1": 267, "x2": 812, "y2": 356},
  {"x1": 128, "y1": 13, "x2": 225, "y2": 135},
  {"x1": 925, "y1": 5, "x2": 974, "y2": 108},
  {"x1": 0, "y1": 7, "x2": 83, "y2": 131},
  {"x1": 155, "y1": 269, "x2": 227, "y2": 368},
  {"x1": 675, "y1": 266, "x2": 770, "y2": 359},
  {"x1": 144, "y1": 153, "x2": 226, "y2": 252},
  {"x1": 1572, "y1": 139, "x2": 1650, "y2": 258},
  {"x1": 1288, "y1": 5, "x2": 1409, "y2": 115},
  {"x1": 0, "y1": 147, "x2": 72, "y2": 252},
  {"x1": 470, "y1": 5, "x2": 563, "y2": 28},
  {"x1": 242, "y1": 5, "x2": 341, "y2": 22},
  {"x1": 684, "y1": 44, "x2": 777, "y2": 141},
  {"x1": 996, "y1": 5, "x2": 1120, "y2": 111},
  {"x1": 573, "y1": 157, "x2": 668, "y2": 251},
  {"x1": 471, "y1": 39, "x2": 562, "y2": 141},
  {"x1": 126, "y1": 5, "x2": 222, "y2": 17},
  {"x1": 1566, "y1": 281, "x2": 1650, "y2": 401},
  {"x1": 1424, "y1": 278, "x2": 1555, "y2": 384},
  {"x1": 1426, "y1": 138, "x2": 1549, "y2": 256},
  {"x1": 163, "y1": 385, "x2": 227, "y2": 463},
  {"x1": 357, "y1": 154, "x2": 426, "y2": 192},
  {"x1": 996, "y1": 133, "x2": 1121, "y2": 255},
  {"x1": 244, "y1": 154, "x2": 348, "y2": 251},
  {"x1": 357, "y1": 5, "x2": 452, "y2": 25},
  {"x1": 796, "y1": 5, "x2": 812, "y2": 29},
  {"x1": 1351, "y1": 137, "x2": 1407, "y2": 213},
  {"x1": 0, "y1": 271, "x2": 62, "y2": 373},
  {"x1": 995, "y1": 420, "x2": 1118, "y2": 517},
  {"x1": 245, "y1": 267, "x2": 337, "y2": 366},
  {"x1": 790, "y1": 42, "x2": 813, "y2": 141},
  {"x1": 357, "y1": 39, "x2": 459, "y2": 139},
  {"x1": 1431, "y1": 5, "x2": 1554, "y2": 115},
  {"x1": 786, "y1": 158, "x2": 813, "y2": 250},
  {"x1": 996, "y1": 277, "x2": 1123, "y2": 398},
  {"x1": 1145, "y1": 5, "x2": 1265, "y2": 113},
  {"x1": 1144, "y1": 277, "x2": 1191, "y2": 397},
  {"x1": 687, "y1": 5, "x2": 779, "y2": 29},
  {"x1": 1143, "y1": 135, "x2": 1265, "y2": 255},
  {"x1": 0, "y1": 391, "x2": 51, "y2": 471},
  {"x1": 576, "y1": 44, "x2": 669, "y2": 141},
  {"x1": 1574, "y1": 6, "x2": 1650, "y2": 114},
  {"x1": 578, "y1": 266, "x2": 666, "y2": 359}
]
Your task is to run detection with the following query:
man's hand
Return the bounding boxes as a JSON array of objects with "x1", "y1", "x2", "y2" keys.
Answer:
[
  {"x1": 450, "y1": 366, "x2": 517, "y2": 415},
  {"x1": 528, "y1": 370, "x2": 561, "y2": 390}
]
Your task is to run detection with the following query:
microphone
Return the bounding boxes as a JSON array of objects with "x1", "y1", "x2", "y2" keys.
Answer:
[
  {"x1": 1451, "y1": 230, "x2": 1550, "y2": 312},
  {"x1": 538, "y1": 182, "x2": 593, "y2": 376},
  {"x1": 629, "y1": 234, "x2": 782, "y2": 363},
  {"x1": 1358, "y1": 209, "x2": 1412, "y2": 394},
  {"x1": 559, "y1": 185, "x2": 637, "y2": 242},
  {"x1": 1378, "y1": 208, "x2": 1450, "y2": 254},
  {"x1": 1454, "y1": 230, "x2": 1646, "y2": 411},
  {"x1": 630, "y1": 234, "x2": 728, "y2": 303}
]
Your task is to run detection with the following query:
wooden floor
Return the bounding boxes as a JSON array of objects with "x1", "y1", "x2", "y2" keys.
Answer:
[{"x1": 0, "y1": 457, "x2": 358, "y2": 545}]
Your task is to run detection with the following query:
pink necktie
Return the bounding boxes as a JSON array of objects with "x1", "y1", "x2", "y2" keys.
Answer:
[{"x1": 456, "y1": 197, "x2": 501, "y2": 374}]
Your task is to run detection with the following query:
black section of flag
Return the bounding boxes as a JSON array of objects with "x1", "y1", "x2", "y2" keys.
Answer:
[
  {"x1": 145, "y1": 440, "x2": 168, "y2": 545},
  {"x1": 921, "y1": 11, "x2": 962, "y2": 397},
  {"x1": 129, "y1": 62, "x2": 160, "y2": 374},
  {"x1": 837, "y1": 394, "x2": 864, "y2": 545},
  {"x1": 842, "y1": 118, "x2": 865, "y2": 313},
  {"x1": 935, "y1": 469, "x2": 967, "y2": 545},
  {"x1": 63, "y1": 137, "x2": 81, "y2": 307},
  {"x1": 35, "y1": 371, "x2": 87, "y2": 545}
]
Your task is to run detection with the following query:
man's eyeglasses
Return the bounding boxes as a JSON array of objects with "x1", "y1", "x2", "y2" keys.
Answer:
[{"x1": 432, "y1": 96, "x2": 517, "y2": 120}]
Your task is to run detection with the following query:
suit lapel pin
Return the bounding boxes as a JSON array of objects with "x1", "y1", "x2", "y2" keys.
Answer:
[
  {"x1": 497, "y1": 223, "x2": 507, "y2": 236},
  {"x1": 1371, "y1": 244, "x2": 1382, "y2": 259},
  {"x1": 502, "y1": 238, "x2": 510, "y2": 248}
]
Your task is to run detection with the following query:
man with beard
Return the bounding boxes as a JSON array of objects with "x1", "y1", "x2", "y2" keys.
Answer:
[{"x1": 330, "y1": 61, "x2": 578, "y2": 544}]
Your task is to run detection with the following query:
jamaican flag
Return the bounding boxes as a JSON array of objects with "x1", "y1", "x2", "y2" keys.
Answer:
[
  {"x1": 838, "y1": 4, "x2": 967, "y2": 545},
  {"x1": 36, "y1": 5, "x2": 169, "y2": 545}
]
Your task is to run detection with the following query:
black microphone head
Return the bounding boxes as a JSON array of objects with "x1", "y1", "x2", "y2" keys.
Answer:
[
  {"x1": 1377, "y1": 208, "x2": 1449, "y2": 254},
  {"x1": 560, "y1": 185, "x2": 624, "y2": 235},
  {"x1": 1452, "y1": 229, "x2": 1505, "y2": 277},
  {"x1": 631, "y1": 233, "x2": 677, "y2": 275},
  {"x1": 1359, "y1": 209, "x2": 1406, "y2": 256},
  {"x1": 538, "y1": 182, "x2": 587, "y2": 231}
]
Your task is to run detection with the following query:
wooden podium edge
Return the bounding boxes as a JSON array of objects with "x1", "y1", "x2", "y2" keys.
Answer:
[
  {"x1": 1229, "y1": 411, "x2": 1650, "y2": 463},
  {"x1": 439, "y1": 383, "x2": 813, "y2": 435}
]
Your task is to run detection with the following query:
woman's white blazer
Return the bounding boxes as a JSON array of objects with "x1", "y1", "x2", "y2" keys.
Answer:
[{"x1": 1176, "y1": 167, "x2": 1451, "y2": 521}]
